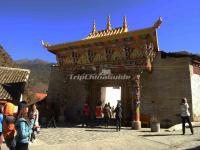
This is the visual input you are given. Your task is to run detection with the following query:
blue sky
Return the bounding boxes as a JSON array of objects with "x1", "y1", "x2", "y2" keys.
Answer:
[{"x1": 0, "y1": 0, "x2": 200, "y2": 62}]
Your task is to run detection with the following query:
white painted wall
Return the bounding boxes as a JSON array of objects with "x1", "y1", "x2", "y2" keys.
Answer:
[{"x1": 190, "y1": 66, "x2": 200, "y2": 121}]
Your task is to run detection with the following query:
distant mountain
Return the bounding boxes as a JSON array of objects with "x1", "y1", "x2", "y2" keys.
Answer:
[
  {"x1": 16, "y1": 59, "x2": 53, "y2": 93},
  {"x1": 16, "y1": 59, "x2": 50, "y2": 65},
  {"x1": 0, "y1": 44, "x2": 52, "y2": 96}
]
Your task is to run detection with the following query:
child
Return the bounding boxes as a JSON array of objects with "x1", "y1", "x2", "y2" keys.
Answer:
[
  {"x1": 15, "y1": 101, "x2": 31, "y2": 150},
  {"x1": 29, "y1": 104, "x2": 40, "y2": 142}
]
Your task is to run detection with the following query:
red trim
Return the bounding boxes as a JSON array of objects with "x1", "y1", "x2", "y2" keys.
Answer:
[
  {"x1": 35, "y1": 93, "x2": 47, "y2": 101},
  {"x1": 193, "y1": 66, "x2": 200, "y2": 75}
]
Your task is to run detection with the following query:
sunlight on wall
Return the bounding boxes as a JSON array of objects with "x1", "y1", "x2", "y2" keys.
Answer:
[{"x1": 105, "y1": 87, "x2": 121, "y2": 107}]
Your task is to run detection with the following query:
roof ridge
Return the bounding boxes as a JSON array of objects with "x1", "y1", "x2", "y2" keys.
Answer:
[{"x1": 0, "y1": 66, "x2": 30, "y2": 73}]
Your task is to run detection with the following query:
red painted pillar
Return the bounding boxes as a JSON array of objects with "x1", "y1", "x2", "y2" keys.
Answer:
[{"x1": 132, "y1": 74, "x2": 141, "y2": 130}]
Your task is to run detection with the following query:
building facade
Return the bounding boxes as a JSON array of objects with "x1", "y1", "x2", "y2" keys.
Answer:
[{"x1": 44, "y1": 17, "x2": 200, "y2": 127}]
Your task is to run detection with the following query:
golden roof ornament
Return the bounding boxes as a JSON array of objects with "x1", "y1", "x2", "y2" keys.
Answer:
[
  {"x1": 85, "y1": 16, "x2": 131, "y2": 40},
  {"x1": 153, "y1": 16, "x2": 163, "y2": 28},
  {"x1": 107, "y1": 15, "x2": 112, "y2": 30},
  {"x1": 92, "y1": 20, "x2": 97, "y2": 33},
  {"x1": 123, "y1": 16, "x2": 128, "y2": 32}
]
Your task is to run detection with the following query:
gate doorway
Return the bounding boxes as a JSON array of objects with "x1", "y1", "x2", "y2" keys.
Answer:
[
  {"x1": 101, "y1": 86, "x2": 121, "y2": 108},
  {"x1": 89, "y1": 80, "x2": 131, "y2": 126}
]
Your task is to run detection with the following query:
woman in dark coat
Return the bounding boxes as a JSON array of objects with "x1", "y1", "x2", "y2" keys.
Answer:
[{"x1": 115, "y1": 102, "x2": 122, "y2": 132}]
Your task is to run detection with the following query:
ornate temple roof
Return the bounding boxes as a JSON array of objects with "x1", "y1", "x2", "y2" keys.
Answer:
[
  {"x1": 84, "y1": 16, "x2": 128, "y2": 40},
  {"x1": 42, "y1": 16, "x2": 162, "y2": 52}
]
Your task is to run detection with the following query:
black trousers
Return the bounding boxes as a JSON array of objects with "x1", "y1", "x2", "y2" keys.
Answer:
[
  {"x1": 30, "y1": 129, "x2": 36, "y2": 142},
  {"x1": 181, "y1": 116, "x2": 193, "y2": 134},
  {"x1": 104, "y1": 117, "x2": 109, "y2": 127},
  {"x1": 5, "y1": 138, "x2": 16, "y2": 150},
  {"x1": 46, "y1": 116, "x2": 57, "y2": 128},
  {"x1": 16, "y1": 142, "x2": 28, "y2": 150},
  {"x1": 116, "y1": 118, "x2": 121, "y2": 131}
]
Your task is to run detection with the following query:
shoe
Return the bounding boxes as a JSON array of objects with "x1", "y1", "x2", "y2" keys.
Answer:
[{"x1": 31, "y1": 140, "x2": 35, "y2": 143}]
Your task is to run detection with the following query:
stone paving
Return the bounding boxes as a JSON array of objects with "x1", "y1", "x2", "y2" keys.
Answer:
[{"x1": 2, "y1": 125, "x2": 200, "y2": 150}]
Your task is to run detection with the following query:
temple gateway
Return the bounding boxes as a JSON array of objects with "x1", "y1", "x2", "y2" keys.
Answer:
[{"x1": 43, "y1": 16, "x2": 200, "y2": 128}]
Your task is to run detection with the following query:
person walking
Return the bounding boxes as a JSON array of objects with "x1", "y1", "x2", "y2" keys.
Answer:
[
  {"x1": 115, "y1": 102, "x2": 122, "y2": 132},
  {"x1": 111, "y1": 106, "x2": 115, "y2": 119},
  {"x1": 180, "y1": 97, "x2": 194, "y2": 135},
  {"x1": 29, "y1": 104, "x2": 40, "y2": 142},
  {"x1": 95, "y1": 103, "x2": 103, "y2": 126},
  {"x1": 103, "y1": 104, "x2": 111, "y2": 128},
  {"x1": 0, "y1": 105, "x2": 3, "y2": 150},
  {"x1": 107, "y1": 102, "x2": 111, "y2": 109},
  {"x1": 82, "y1": 103, "x2": 90, "y2": 127},
  {"x1": 15, "y1": 101, "x2": 31, "y2": 150},
  {"x1": 3, "y1": 102, "x2": 17, "y2": 150},
  {"x1": 46, "y1": 103, "x2": 57, "y2": 128}
]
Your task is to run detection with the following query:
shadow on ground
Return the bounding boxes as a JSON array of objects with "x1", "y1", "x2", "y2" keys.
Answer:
[
  {"x1": 140, "y1": 133, "x2": 181, "y2": 137},
  {"x1": 85, "y1": 129, "x2": 116, "y2": 132},
  {"x1": 186, "y1": 146, "x2": 200, "y2": 150}
]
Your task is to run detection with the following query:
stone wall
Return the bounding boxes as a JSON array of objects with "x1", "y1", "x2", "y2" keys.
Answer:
[
  {"x1": 47, "y1": 65, "x2": 88, "y2": 121},
  {"x1": 141, "y1": 52, "x2": 192, "y2": 127},
  {"x1": 190, "y1": 65, "x2": 200, "y2": 121},
  {"x1": 48, "y1": 52, "x2": 195, "y2": 127}
]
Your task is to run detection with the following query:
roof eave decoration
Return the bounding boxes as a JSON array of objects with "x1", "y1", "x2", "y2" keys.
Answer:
[
  {"x1": 153, "y1": 16, "x2": 162, "y2": 29},
  {"x1": 42, "y1": 40, "x2": 51, "y2": 48}
]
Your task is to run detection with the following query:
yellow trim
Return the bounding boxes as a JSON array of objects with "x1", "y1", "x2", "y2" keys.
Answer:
[{"x1": 47, "y1": 27, "x2": 156, "y2": 52}]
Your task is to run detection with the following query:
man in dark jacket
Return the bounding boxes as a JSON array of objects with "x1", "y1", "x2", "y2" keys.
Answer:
[
  {"x1": 115, "y1": 102, "x2": 122, "y2": 132},
  {"x1": 46, "y1": 103, "x2": 57, "y2": 128}
]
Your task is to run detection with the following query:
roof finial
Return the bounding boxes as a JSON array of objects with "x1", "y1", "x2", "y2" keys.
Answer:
[
  {"x1": 153, "y1": 16, "x2": 163, "y2": 28},
  {"x1": 92, "y1": 20, "x2": 96, "y2": 33},
  {"x1": 123, "y1": 16, "x2": 128, "y2": 32},
  {"x1": 107, "y1": 15, "x2": 112, "y2": 30}
]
